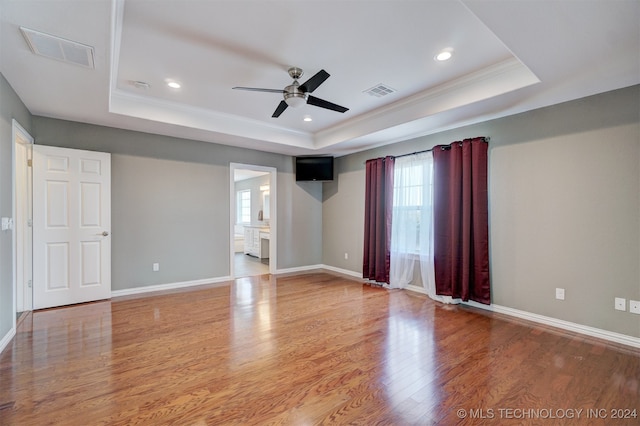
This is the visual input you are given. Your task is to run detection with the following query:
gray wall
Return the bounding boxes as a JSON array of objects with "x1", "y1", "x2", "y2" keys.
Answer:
[
  {"x1": 323, "y1": 85, "x2": 640, "y2": 338},
  {"x1": 33, "y1": 117, "x2": 323, "y2": 290},
  {"x1": 2, "y1": 66, "x2": 637, "y2": 344},
  {"x1": 0, "y1": 73, "x2": 32, "y2": 340}
]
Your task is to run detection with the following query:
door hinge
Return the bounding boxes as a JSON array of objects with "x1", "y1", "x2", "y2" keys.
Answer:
[
  {"x1": 27, "y1": 219, "x2": 33, "y2": 227},
  {"x1": 27, "y1": 159, "x2": 32, "y2": 167},
  {"x1": 28, "y1": 280, "x2": 32, "y2": 288}
]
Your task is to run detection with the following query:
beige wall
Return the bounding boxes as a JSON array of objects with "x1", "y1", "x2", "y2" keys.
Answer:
[{"x1": 323, "y1": 85, "x2": 640, "y2": 338}]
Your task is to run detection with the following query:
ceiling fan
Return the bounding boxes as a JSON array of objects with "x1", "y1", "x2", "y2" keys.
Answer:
[{"x1": 233, "y1": 67, "x2": 349, "y2": 118}]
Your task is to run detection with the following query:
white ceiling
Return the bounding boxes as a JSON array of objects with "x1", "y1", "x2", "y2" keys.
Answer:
[
  {"x1": 234, "y1": 169, "x2": 268, "y2": 183},
  {"x1": 1, "y1": 0, "x2": 638, "y2": 157}
]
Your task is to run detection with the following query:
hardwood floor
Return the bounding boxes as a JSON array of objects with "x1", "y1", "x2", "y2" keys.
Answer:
[{"x1": 1, "y1": 271, "x2": 639, "y2": 425}]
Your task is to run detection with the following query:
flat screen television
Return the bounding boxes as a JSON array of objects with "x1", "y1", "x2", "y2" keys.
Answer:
[{"x1": 295, "y1": 156, "x2": 334, "y2": 181}]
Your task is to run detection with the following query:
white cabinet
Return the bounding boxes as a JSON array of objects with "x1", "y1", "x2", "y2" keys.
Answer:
[
  {"x1": 244, "y1": 226, "x2": 269, "y2": 258},
  {"x1": 243, "y1": 227, "x2": 257, "y2": 256}
]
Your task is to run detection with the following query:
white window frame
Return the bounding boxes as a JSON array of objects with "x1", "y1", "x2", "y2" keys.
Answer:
[
  {"x1": 236, "y1": 189, "x2": 251, "y2": 224},
  {"x1": 391, "y1": 157, "x2": 433, "y2": 256}
]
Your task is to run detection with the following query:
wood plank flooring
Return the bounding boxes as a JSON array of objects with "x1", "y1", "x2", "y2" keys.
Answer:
[{"x1": 1, "y1": 272, "x2": 639, "y2": 425}]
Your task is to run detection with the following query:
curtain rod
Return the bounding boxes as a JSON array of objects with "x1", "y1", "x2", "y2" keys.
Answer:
[
  {"x1": 366, "y1": 136, "x2": 490, "y2": 163},
  {"x1": 395, "y1": 136, "x2": 490, "y2": 159}
]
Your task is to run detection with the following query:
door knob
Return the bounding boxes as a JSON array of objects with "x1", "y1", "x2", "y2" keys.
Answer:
[{"x1": 101, "y1": 231, "x2": 109, "y2": 236}]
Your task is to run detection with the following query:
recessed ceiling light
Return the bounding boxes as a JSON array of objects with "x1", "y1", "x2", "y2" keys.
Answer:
[
  {"x1": 435, "y1": 49, "x2": 453, "y2": 61},
  {"x1": 303, "y1": 115, "x2": 312, "y2": 122},
  {"x1": 167, "y1": 81, "x2": 181, "y2": 89}
]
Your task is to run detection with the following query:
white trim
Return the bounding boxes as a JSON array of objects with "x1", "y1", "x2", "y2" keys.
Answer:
[
  {"x1": 0, "y1": 327, "x2": 16, "y2": 354},
  {"x1": 406, "y1": 284, "x2": 428, "y2": 295},
  {"x1": 111, "y1": 276, "x2": 231, "y2": 298},
  {"x1": 108, "y1": 265, "x2": 640, "y2": 348},
  {"x1": 230, "y1": 163, "x2": 277, "y2": 278},
  {"x1": 482, "y1": 304, "x2": 640, "y2": 349},
  {"x1": 11, "y1": 120, "x2": 34, "y2": 332},
  {"x1": 321, "y1": 266, "x2": 640, "y2": 349},
  {"x1": 315, "y1": 57, "x2": 539, "y2": 150},
  {"x1": 275, "y1": 264, "x2": 325, "y2": 275},
  {"x1": 109, "y1": 89, "x2": 314, "y2": 149},
  {"x1": 320, "y1": 264, "x2": 363, "y2": 279}
]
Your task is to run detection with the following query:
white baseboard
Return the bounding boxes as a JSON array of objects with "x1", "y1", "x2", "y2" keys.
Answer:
[
  {"x1": 406, "y1": 284, "x2": 428, "y2": 295},
  {"x1": 320, "y1": 264, "x2": 363, "y2": 279},
  {"x1": 109, "y1": 265, "x2": 640, "y2": 349},
  {"x1": 275, "y1": 264, "x2": 363, "y2": 278},
  {"x1": 111, "y1": 264, "x2": 350, "y2": 297},
  {"x1": 0, "y1": 326, "x2": 16, "y2": 354},
  {"x1": 484, "y1": 304, "x2": 640, "y2": 349},
  {"x1": 275, "y1": 264, "x2": 324, "y2": 275},
  {"x1": 408, "y1": 285, "x2": 640, "y2": 348},
  {"x1": 111, "y1": 276, "x2": 231, "y2": 298},
  {"x1": 323, "y1": 267, "x2": 640, "y2": 349}
]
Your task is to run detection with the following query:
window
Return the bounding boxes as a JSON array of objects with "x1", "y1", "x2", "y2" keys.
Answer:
[
  {"x1": 236, "y1": 190, "x2": 251, "y2": 224},
  {"x1": 391, "y1": 153, "x2": 433, "y2": 255}
]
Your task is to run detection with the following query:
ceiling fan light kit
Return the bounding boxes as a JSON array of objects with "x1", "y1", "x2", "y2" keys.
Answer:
[
  {"x1": 283, "y1": 80, "x2": 308, "y2": 108},
  {"x1": 233, "y1": 67, "x2": 349, "y2": 118}
]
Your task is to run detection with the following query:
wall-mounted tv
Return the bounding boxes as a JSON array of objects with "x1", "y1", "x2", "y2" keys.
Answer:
[{"x1": 295, "y1": 156, "x2": 334, "y2": 181}]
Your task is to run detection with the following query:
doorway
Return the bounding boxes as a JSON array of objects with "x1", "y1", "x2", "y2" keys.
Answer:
[
  {"x1": 230, "y1": 163, "x2": 277, "y2": 278},
  {"x1": 12, "y1": 120, "x2": 33, "y2": 322}
]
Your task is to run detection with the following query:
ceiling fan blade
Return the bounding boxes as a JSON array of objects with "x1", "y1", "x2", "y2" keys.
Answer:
[
  {"x1": 307, "y1": 95, "x2": 349, "y2": 113},
  {"x1": 272, "y1": 101, "x2": 288, "y2": 118},
  {"x1": 233, "y1": 87, "x2": 284, "y2": 94},
  {"x1": 299, "y1": 69, "x2": 330, "y2": 93}
]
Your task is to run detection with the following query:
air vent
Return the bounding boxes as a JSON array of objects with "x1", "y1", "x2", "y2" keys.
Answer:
[
  {"x1": 364, "y1": 84, "x2": 396, "y2": 98},
  {"x1": 20, "y1": 27, "x2": 95, "y2": 69},
  {"x1": 132, "y1": 81, "x2": 151, "y2": 90}
]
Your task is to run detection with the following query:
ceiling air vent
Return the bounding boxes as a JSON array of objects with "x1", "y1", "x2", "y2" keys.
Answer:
[
  {"x1": 364, "y1": 84, "x2": 396, "y2": 98},
  {"x1": 20, "y1": 27, "x2": 95, "y2": 69}
]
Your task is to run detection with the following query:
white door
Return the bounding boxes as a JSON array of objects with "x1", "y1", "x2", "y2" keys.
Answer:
[{"x1": 33, "y1": 145, "x2": 111, "y2": 309}]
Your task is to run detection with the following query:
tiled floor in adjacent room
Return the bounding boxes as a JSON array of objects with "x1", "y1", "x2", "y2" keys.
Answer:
[{"x1": 234, "y1": 252, "x2": 269, "y2": 277}]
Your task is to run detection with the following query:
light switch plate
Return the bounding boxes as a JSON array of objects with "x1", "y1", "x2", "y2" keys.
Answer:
[
  {"x1": 615, "y1": 297, "x2": 626, "y2": 311},
  {"x1": 1, "y1": 217, "x2": 12, "y2": 231}
]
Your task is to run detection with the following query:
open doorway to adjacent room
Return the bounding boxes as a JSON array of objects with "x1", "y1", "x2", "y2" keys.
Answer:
[{"x1": 230, "y1": 163, "x2": 277, "y2": 278}]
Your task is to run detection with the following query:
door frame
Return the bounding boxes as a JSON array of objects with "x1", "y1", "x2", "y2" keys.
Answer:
[
  {"x1": 229, "y1": 163, "x2": 277, "y2": 278},
  {"x1": 12, "y1": 119, "x2": 34, "y2": 319}
]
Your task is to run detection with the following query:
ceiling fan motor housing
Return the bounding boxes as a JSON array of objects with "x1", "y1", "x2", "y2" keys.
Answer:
[{"x1": 284, "y1": 80, "x2": 307, "y2": 107}]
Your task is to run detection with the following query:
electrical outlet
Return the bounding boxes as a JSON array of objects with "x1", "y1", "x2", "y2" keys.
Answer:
[
  {"x1": 555, "y1": 288, "x2": 565, "y2": 300},
  {"x1": 630, "y1": 300, "x2": 640, "y2": 314},
  {"x1": 615, "y1": 297, "x2": 626, "y2": 311},
  {"x1": 344, "y1": 252, "x2": 349, "y2": 260},
  {"x1": 153, "y1": 263, "x2": 159, "y2": 272}
]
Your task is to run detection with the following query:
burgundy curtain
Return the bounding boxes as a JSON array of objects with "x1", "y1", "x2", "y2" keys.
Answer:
[
  {"x1": 363, "y1": 156, "x2": 395, "y2": 283},
  {"x1": 433, "y1": 137, "x2": 491, "y2": 304}
]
